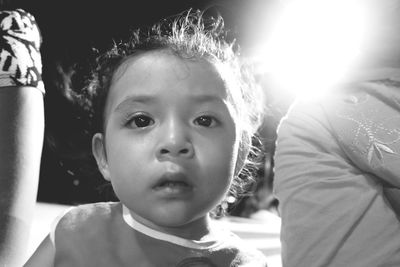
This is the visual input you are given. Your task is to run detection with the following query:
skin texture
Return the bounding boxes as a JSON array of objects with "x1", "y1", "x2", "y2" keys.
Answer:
[
  {"x1": 0, "y1": 86, "x2": 44, "y2": 266},
  {"x1": 92, "y1": 50, "x2": 242, "y2": 240}
]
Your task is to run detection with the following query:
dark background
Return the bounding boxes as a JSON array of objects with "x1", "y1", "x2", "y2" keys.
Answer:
[{"x1": 3, "y1": 0, "x2": 281, "y2": 215}]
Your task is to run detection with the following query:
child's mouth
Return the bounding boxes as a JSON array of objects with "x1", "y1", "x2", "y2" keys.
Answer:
[
  {"x1": 157, "y1": 180, "x2": 189, "y2": 188},
  {"x1": 153, "y1": 173, "x2": 193, "y2": 196}
]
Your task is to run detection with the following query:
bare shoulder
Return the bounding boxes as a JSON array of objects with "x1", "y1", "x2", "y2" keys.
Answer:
[
  {"x1": 56, "y1": 202, "x2": 120, "y2": 233},
  {"x1": 24, "y1": 235, "x2": 55, "y2": 267}
]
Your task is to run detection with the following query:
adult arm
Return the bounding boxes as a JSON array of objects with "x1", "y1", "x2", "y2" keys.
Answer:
[
  {"x1": 0, "y1": 87, "x2": 44, "y2": 265},
  {"x1": 0, "y1": 9, "x2": 45, "y2": 265}
]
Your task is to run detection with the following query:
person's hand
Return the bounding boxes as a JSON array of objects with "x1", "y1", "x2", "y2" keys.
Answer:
[{"x1": 0, "y1": 9, "x2": 44, "y2": 93}]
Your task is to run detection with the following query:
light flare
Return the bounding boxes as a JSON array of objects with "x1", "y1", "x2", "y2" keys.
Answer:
[{"x1": 255, "y1": 0, "x2": 368, "y2": 100}]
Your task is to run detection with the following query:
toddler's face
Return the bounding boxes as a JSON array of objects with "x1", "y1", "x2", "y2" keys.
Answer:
[{"x1": 92, "y1": 50, "x2": 240, "y2": 237}]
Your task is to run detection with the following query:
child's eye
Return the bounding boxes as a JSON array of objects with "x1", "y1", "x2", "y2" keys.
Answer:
[
  {"x1": 194, "y1": 115, "x2": 218, "y2": 127},
  {"x1": 127, "y1": 114, "x2": 154, "y2": 128}
]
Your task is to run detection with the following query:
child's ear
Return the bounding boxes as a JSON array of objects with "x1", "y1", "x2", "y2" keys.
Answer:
[{"x1": 92, "y1": 133, "x2": 111, "y2": 181}]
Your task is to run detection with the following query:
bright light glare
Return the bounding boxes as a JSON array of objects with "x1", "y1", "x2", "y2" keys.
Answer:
[{"x1": 257, "y1": 0, "x2": 367, "y2": 100}]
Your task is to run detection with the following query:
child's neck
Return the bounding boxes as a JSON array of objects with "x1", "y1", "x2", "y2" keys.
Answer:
[{"x1": 122, "y1": 205, "x2": 218, "y2": 246}]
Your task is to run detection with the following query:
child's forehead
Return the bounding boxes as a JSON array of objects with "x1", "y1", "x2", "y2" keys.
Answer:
[
  {"x1": 105, "y1": 50, "x2": 240, "y2": 110},
  {"x1": 114, "y1": 50, "x2": 218, "y2": 79},
  {"x1": 109, "y1": 50, "x2": 235, "y2": 98}
]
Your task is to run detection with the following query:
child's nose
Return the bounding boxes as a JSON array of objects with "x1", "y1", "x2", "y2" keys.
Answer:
[
  {"x1": 157, "y1": 144, "x2": 194, "y2": 159},
  {"x1": 156, "y1": 122, "x2": 194, "y2": 160}
]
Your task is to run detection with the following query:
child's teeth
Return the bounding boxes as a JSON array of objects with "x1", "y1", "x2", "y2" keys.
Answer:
[{"x1": 165, "y1": 181, "x2": 185, "y2": 187}]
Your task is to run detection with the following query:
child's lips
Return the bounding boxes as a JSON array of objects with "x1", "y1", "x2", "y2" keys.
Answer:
[{"x1": 152, "y1": 172, "x2": 193, "y2": 196}]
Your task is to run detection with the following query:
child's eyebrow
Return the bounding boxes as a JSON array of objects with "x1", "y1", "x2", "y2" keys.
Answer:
[
  {"x1": 114, "y1": 95, "x2": 157, "y2": 112},
  {"x1": 114, "y1": 94, "x2": 226, "y2": 113},
  {"x1": 189, "y1": 94, "x2": 225, "y2": 104}
]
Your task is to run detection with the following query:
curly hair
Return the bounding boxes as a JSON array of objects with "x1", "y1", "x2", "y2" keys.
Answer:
[{"x1": 65, "y1": 9, "x2": 265, "y2": 212}]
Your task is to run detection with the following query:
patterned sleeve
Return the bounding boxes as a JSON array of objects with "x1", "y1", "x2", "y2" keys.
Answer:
[
  {"x1": 273, "y1": 90, "x2": 400, "y2": 267},
  {"x1": 324, "y1": 81, "x2": 400, "y2": 188},
  {"x1": 0, "y1": 9, "x2": 44, "y2": 93}
]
